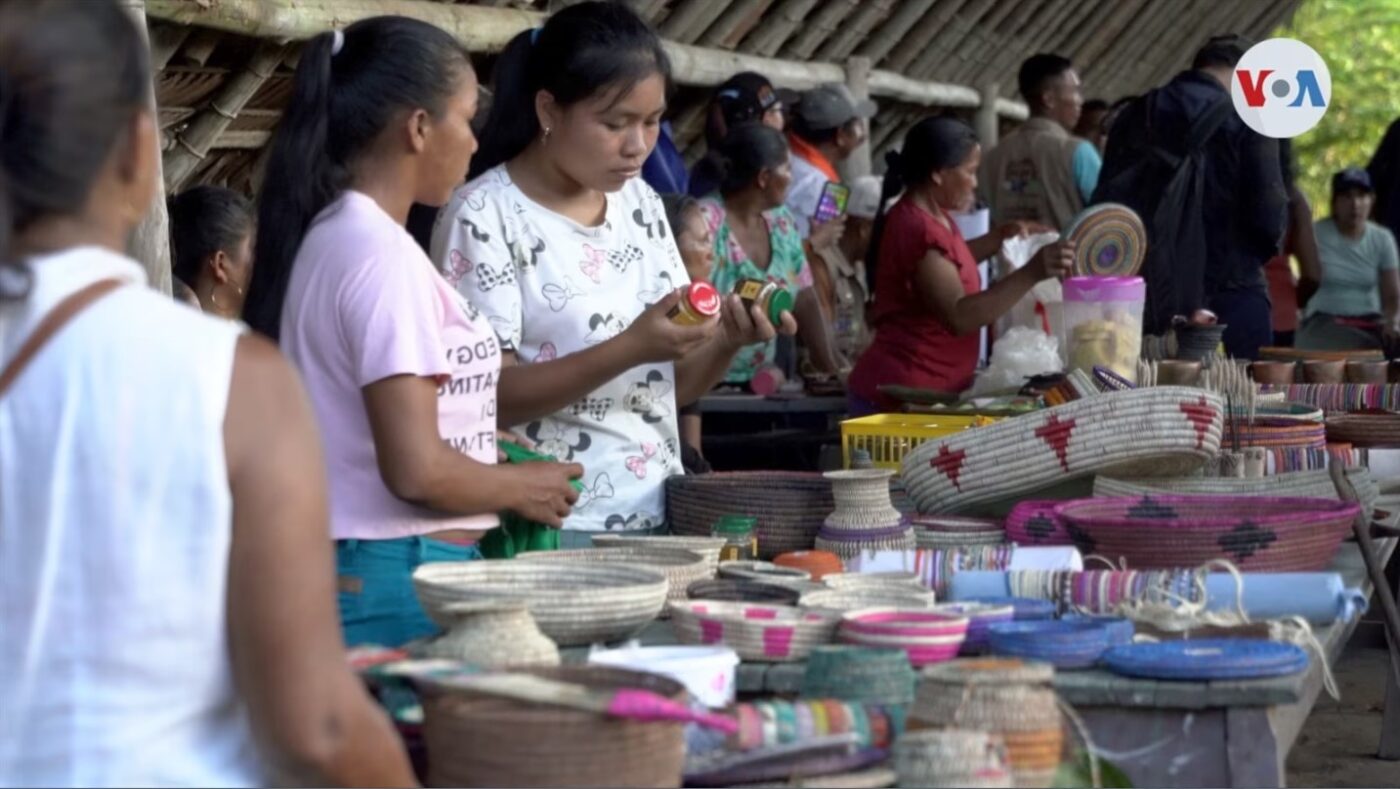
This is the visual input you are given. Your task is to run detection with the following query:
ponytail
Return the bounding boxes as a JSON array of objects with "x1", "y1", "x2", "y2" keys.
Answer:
[
  {"x1": 696, "y1": 123, "x2": 788, "y2": 197},
  {"x1": 471, "y1": 1, "x2": 671, "y2": 179},
  {"x1": 242, "y1": 17, "x2": 469, "y2": 339},
  {"x1": 865, "y1": 116, "x2": 978, "y2": 296}
]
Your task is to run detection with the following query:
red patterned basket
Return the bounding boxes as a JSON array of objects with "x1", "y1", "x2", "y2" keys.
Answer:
[
  {"x1": 1052, "y1": 495, "x2": 1359, "y2": 572},
  {"x1": 1004, "y1": 500, "x2": 1071, "y2": 546}
]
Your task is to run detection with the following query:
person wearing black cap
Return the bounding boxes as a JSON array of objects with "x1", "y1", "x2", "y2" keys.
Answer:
[
  {"x1": 980, "y1": 53, "x2": 1099, "y2": 231},
  {"x1": 785, "y1": 83, "x2": 877, "y2": 241},
  {"x1": 689, "y1": 72, "x2": 785, "y2": 198},
  {"x1": 1297, "y1": 168, "x2": 1400, "y2": 353}
]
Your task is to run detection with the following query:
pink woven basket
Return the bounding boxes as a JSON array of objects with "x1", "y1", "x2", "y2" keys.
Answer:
[
  {"x1": 838, "y1": 608, "x2": 970, "y2": 666},
  {"x1": 1004, "y1": 500, "x2": 1071, "y2": 546},
  {"x1": 1052, "y1": 495, "x2": 1359, "y2": 572}
]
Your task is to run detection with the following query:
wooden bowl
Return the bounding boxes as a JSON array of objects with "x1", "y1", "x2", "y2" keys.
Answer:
[
  {"x1": 1156, "y1": 360, "x2": 1202, "y2": 386},
  {"x1": 1347, "y1": 360, "x2": 1390, "y2": 384},
  {"x1": 1302, "y1": 360, "x2": 1346, "y2": 384},
  {"x1": 1250, "y1": 360, "x2": 1296, "y2": 385}
]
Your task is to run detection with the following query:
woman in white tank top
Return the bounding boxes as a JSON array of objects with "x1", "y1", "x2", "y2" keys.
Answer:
[{"x1": 0, "y1": 2, "x2": 413, "y2": 785}]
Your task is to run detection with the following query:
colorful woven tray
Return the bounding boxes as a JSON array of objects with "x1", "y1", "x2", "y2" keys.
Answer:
[
  {"x1": 1052, "y1": 495, "x2": 1360, "y2": 572},
  {"x1": 1063, "y1": 202, "x2": 1147, "y2": 276},
  {"x1": 1101, "y1": 639, "x2": 1309, "y2": 681}
]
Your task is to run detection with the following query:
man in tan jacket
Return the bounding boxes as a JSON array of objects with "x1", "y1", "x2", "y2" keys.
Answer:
[{"x1": 980, "y1": 53, "x2": 1102, "y2": 232}]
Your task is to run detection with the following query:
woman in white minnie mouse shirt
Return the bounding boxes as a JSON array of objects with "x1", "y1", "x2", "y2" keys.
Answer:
[{"x1": 433, "y1": 1, "x2": 792, "y2": 546}]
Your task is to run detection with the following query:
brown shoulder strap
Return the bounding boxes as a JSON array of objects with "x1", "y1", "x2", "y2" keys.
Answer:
[{"x1": 0, "y1": 278, "x2": 125, "y2": 399}]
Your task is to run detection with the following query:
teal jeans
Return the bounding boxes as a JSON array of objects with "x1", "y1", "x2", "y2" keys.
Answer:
[{"x1": 336, "y1": 536, "x2": 481, "y2": 648}]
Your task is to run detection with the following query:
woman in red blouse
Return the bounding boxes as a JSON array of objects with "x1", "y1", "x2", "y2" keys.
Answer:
[{"x1": 849, "y1": 117, "x2": 1074, "y2": 414}]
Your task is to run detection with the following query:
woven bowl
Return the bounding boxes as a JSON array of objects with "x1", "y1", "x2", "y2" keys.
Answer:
[
  {"x1": 1093, "y1": 467, "x2": 1378, "y2": 516},
  {"x1": 517, "y1": 546, "x2": 707, "y2": 605},
  {"x1": 933, "y1": 602, "x2": 1017, "y2": 654},
  {"x1": 1005, "y1": 500, "x2": 1071, "y2": 546},
  {"x1": 591, "y1": 534, "x2": 726, "y2": 576},
  {"x1": 893, "y1": 730, "x2": 1012, "y2": 789},
  {"x1": 685, "y1": 579, "x2": 802, "y2": 606},
  {"x1": 1052, "y1": 495, "x2": 1360, "y2": 572},
  {"x1": 413, "y1": 561, "x2": 668, "y2": 647},
  {"x1": 670, "y1": 601, "x2": 840, "y2": 662},
  {"x1": 986, "y1": 620, "x2": 1115, "y2": 670},
  {"x1": 718, "y1": 560, "x2": 812, "y2": 586},
  {"x1": 902, "y1": 388, "x2": 1224, "y2": 514},
  {"x1": 667, "y1": 472, "x2": 833, "y2": 558},
  {"x1": 800, "y1": 588, "x2": 937, "y2": 613},
  {"x1": 420, "y1": 665, "x2": 685, "y2": 787},
  {"x1": 839, "y1": 608, "x2": 970, "y2": 666},
  {"x1": 824, "y1": 572, "x2": 925, "y2": 592}
]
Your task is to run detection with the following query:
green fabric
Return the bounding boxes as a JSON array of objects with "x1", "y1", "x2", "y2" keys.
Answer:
[
  {"x1": 698, "y1": 200, "x2": 813, "y2": 384},
  {"x1": 1306, "y1": 219, "x2": 1400, "y2": 318},
  {"x1": 477, "y1": 441, "x2": 579, "y2": 559}
]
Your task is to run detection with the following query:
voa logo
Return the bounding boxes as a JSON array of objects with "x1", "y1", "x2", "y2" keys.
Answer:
[{"x1": 1231, "y1": 38, "x2": 1331, "y2": 138}]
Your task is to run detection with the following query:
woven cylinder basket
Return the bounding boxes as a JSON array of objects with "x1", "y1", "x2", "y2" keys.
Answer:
[{"x1": 667, "y1": 472, "x2": 834, "y2": 558}]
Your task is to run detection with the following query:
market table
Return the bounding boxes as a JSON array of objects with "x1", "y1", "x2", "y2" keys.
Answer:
[
  {"x1": 697, "y1": 394, "x2": 848, "y2": 472},
  {"x1": 573, "y1": 540, "x2": 1394, "y2": 789}
]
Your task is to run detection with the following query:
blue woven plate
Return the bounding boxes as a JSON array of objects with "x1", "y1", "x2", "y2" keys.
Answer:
[
  {"x1": 1101, "y1": 639, "x2": 1309, "y2": 681},
  {"x1": 987, "y1": 620, "x2": 1114, "y2": 669}
]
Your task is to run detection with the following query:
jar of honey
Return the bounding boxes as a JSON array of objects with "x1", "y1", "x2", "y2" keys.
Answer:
[
  {"x1": 667, "y1": 281, "x2": 722, "y2": 325},
  {"x1": 713, "y1": 515, "x2": 759, "y2": 561},
  {"x1": 734, "y1": 278, "x2": 795, "y2": 326}
]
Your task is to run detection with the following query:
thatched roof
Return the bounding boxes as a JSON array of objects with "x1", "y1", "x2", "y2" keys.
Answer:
[{"x1": 144, "y1": 0, "x2": 1303, "y2": 196}]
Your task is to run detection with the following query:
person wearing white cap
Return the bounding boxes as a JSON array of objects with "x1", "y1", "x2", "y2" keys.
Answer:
[{"x1": 785, "y1": 83, "x2": 877, "y2": 242}]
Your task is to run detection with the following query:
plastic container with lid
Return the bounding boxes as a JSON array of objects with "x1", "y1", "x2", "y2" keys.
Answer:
[
  {"x1": 734, "y1": 278, "x2": 795, "y2": 326},
  {"x1": 1062, "y1": 276, "x2": 1145, "y2": 383},
  {"x1": 712, "y1": 515, "x2": 758, "y2": 562},
  {"x1": 667, "y1": 281, "x2": 722, "y2": 325}
]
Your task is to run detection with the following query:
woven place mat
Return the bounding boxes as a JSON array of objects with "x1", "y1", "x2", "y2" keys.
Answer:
[
  {"x1": 1063, "y1": 203, "x2": 1147, "y2": 276},
  {"x1": 1101, "y1": 639, "x2": 1309, "y2": 681}
]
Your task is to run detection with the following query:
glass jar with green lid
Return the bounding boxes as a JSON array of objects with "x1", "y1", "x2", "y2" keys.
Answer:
[{"x1": 713, "y1": 515, "x2": 759, "y2": 561}]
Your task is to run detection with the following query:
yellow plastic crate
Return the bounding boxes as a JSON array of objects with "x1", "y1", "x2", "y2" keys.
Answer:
[{"x1": 841, "y1": 413, "x2": 999, "y2": 471}]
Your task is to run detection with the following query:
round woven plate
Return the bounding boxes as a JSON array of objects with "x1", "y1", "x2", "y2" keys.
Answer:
[
  {"x1": 1101, "y1": 639, "x2": 1309, "y2": 680},
  {"x1": 1063, "y1": 203, "x2": 1147, "y2": 276}
]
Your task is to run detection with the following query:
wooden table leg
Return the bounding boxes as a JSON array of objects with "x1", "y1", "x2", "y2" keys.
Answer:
[
  {"x1": 1226, "y1": 708, "x2": 1284, "y2": 788},
  {"x1": 1382, "y1": 565, "x2": 1400, "y2": 760}
]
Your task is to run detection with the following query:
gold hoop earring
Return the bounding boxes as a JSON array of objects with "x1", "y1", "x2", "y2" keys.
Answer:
[{"x1": 209, "y1": 284, "x2": 243, "y2": 314}]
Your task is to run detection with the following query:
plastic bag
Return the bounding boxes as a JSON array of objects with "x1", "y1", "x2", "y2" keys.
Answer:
[
  {"x1": 994, "y1": 232, "x2": 1061, "y2": 341},
  {"x1": 970, "y1": 326, "x2": 1063, "y2": 397}
]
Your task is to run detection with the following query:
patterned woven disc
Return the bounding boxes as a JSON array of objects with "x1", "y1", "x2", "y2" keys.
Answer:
[
  {"x1": 1101, "y1": 639, "x2": 1309, "y2": 680},
  {"x1": 1064, "y1": 203, "x2": 1147, "y2": 276}
]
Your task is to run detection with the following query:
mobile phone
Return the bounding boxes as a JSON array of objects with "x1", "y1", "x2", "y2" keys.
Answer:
[{"x1": 813, "y1": 181, "x2": 851, "y2": 225}]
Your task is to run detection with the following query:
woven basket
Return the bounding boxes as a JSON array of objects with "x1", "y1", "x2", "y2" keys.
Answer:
[
  {"x1": 824, "y1": 572, "x2": 925, "y2": 592},
  {"x1": 591, "y1": 534, "x2": 726, "y2": 577},
  {"x1": 1053, "y1": 495, "x2": 1360, "y2": 572},
  {"x1": 670, "y1": 601, "x2": 839, "y2": 662},
  {"x1": 893, "y1": 730, "x2": 1013, "y2": 789},
  {"x1": 838, "y1": 608, "x2": 970, "y2": 667},
  {"x1": 902, "y1": 388, "x2": 1224, "y2": 514},
  {"x1": 1222, "y1": 418, "x2": 1327, "y2": 449},
  {"x1": 418, "y1": 601, "x2": 560, "y2": 669},
  {"x1": 800, "y1": 588, "x2": 937, "y2": 612},
  {"x1": 517, "y1": 546, "x2": 707, "y2": 605},
  {"x1": 1005, "y1": 500, "x2": 1071, "y2": 546},
  {"x1": 933, "y1": 602, "x2": 1016, "y2": 654},
  {"x1": 773, "y1": 550, "x2": 845, "y2": 580},
  {"x1": 1093, "y1": 467, "x2": 1378, "y2": 515},
  {"x1": 718, "y1": 560, "x2": 812, "y2": 586},
  {"x1": 1327, "y1": 413, "x2": 1400, "y2": 448},
  {"x1": 412, "y1": 561, "x2": 668, "y2": 647},
  {"x1": 985, "y1": 621, "x2": 1115, "y2": 670},
  {"x1": 800, "y1": 645, "x2": 918, "y2": 706},
  {"x1": 912, "y1": 658, "x2": 1064, "y2": 789},
  {"x1": 420, "y1": 665, "x2": 685, "y2": 787},
  {"x1": 686, "y1": 579, "x2": 802, "y2": 606},
  {"x1": 667, "y1": 472, "x2": 834, "y2": 558}
]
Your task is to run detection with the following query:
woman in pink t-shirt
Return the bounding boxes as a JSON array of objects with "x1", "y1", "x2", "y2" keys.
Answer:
[{"x1": 241, "y1": 18, "x2": 581, "y2": 647}]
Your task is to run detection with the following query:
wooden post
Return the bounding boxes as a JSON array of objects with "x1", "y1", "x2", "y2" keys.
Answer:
[
  {"x1": 839, "y1": 56, "x2": 873, "y2": 182},
  {"x1": 164, "y1": 42, "x2": 285, "y2": 192},
  {"x1": 975, "y1": 81, "x2": 1001, "y2": 150},
  {"x1": 118, "y1": 0, "x2": 172, "y2": 296}
]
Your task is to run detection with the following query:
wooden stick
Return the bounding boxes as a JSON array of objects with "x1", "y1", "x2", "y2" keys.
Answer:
[
  {"x1": 164, "y1": 41, "x2": 285, "y2": 192},
  {"x1": 697, "y1": 0, "x2": 774, "y2": 49},
  {"x1": 735, "y1": 0, "x2": 819, "y2": 56},
  {"x1": 178, "y1": 27, "x2": 222, "y2": 66},
  {"x1": 812, "y1": 0, "x2": 896, "y2": 63},
  {"x1": 856, "y1": 0, "x2": 938, "y2": 65},
  {"x1": 1329, "y1": 463, "x2": 1400, "y2": 692},
  {"x1": 118, "y1": 0, "x2": 173, "y2": 296},
  {"x1": 147, "y1": 22, "x2": 191, "y2": 71},
  {"x1": 778, "y1": 0, "x2": 858, "y2": 60}
]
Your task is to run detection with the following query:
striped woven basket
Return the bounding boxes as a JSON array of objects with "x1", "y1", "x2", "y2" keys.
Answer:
[
  {"x1": 800, "y1": 588, "x2": 937, "y2": 612},
  {"x1": 413, "y1": 561, "x2": 668, "y2": 647},
  {"x1": 516, "y1": 546, "x2": 707, "y2": 606},
  {"x1": 1053, "y1": 495, "x2": 1359, "y2": 572},
  {"x1": 1093, "y1": 467, "x2": 1378, "y2": 516},
  {"x1": 666, "y1": 472, "x2": 834, "y2": 558},
  {"x1": 670, "y1": 601, "x2": 840, "y2": 662},
  {"x1": 902, "y1": 388, "x2": 1224, "y2": 514},
  {"x1": 1222, "y1": 418, "x2": 1326, "y2": 449},
  {"x1": 685, "y1": 579, "x2": 802, "y2": 606}
]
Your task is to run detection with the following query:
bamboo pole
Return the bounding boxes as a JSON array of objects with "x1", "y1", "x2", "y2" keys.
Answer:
[
  {"x1": 660, "y1": 0, "x2": 735, "y2": 44},
  {"x1": 886, "y1": 0, "x2": 973, "y2": 73},
  {"x1": 1056, "y1": 0, "x2": 1146, "y2": 78},
  {"x1": 779, "y1": 0, "x2": 859, "y2": 60},
  {"x1": 974, "y1": 80, "x2": 1000, "y2": 148},
  {"x1": 698, "y1": 0, "x2": 774, "y2": 49},
  {"x1": 813, "y1": 0, "x2": 896, "y2": 63},
  {"x1": 1087, "y1": 0, "x2": 1187, "y2": 98},
  {"x1": 911, "y1": 0, "x2": 1001, "y2": 80},
  {"x1": 148, "y1": 22, "x2": 192, "y2": 71},
  {"x1": 959, "y1": 0, "x2": 1068, "y2": 105},
  {"x1": 164, "y1": 41, "x2": 285, "y2": 192},
  {"x1": 840, "y1": 56, "x2": 874, "y2": 181},
  {"x1": 856, "y1": 0, "x2": 938, "y2": 66},
  {"x1": 212, "y1": 130, "x2": 272, "y2": 150},
  {"x1": 118, "y1": 0, "x2": 173, "y2": 296},
  {"x1": 736, "y1": 0, "x2": 819, "y2": 55},
  {"x1": 179, "y1": 27, "x2": 221, "y2": 66},
  {"x1": 930, "y1": 0, "x2": 1005, "y2": 82}
]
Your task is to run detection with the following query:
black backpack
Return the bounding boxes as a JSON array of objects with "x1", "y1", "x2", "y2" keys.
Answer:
[{"x1": 1091, "y1": 92, "x2": 1234, "y2": 334}]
